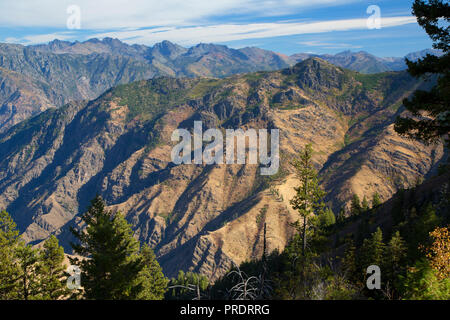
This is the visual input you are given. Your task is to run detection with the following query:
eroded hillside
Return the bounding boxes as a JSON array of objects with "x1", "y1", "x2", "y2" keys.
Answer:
[{"x1": 0, "y1": 58, "x2": 444, "y2": 280}]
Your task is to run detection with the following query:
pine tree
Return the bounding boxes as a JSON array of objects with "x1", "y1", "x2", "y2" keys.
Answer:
[
  {"x1": 401, "y1": 259, "x2": 450, "y2": 300},
  {"x1": 0, "y1": 210, "x2": 21, "y2": 299},
  {"x1": 358, "y1": 228, "x2": 385, "y2": 279},
  {"x1": 341, "y1": 239, "x2": 357, "y2": 283},
  {"x1": 135, "y1": 244, "x2": 168, "y2": 300},
  {"x1": 70, "y1": 195, "x2": 144, "y2": 300},
  {"x1": 39, "y1": 235, "x2": 69, "y2": 300},
  {"x1": 337, "y1": 207, "x2": 346, "y2": 224},
  {"x1": 394, "y1": 0, "x2": 449, "y2": 147},
  {"x1": 406, "y1": 203, "x2": 441, "y2": 261},
  {"x1": 166, "y1": 270, "x2": 209, "y2": 300},
  {"x1": 289, "y1": 144, "x2": 326, "y2": 256},
  {"x1": 350, "y1": 194, "x2": 362, "y2": 216},
  {"x1": 383, "y1": 231, "x2": 407, "y2": 293},
  {"x1": 372, "y1": 192, "x2": 382, "y2": 208},
  {"x1": 318, "y1": 207, "x2": 336, "y2": 228},
  {"x1": 287, "y1": 144, "x2": 327, "y2": 298},
  {"x1": 361, "y1": 196, "x2": 370, "y2": 212},
  {"x1": 16, "y1": 244, "x2": 40, "y2": 300}
]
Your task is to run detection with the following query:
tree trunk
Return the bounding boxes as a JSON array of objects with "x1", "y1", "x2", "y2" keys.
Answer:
[
  {"x1": 23, "y1": 274, "x2": 28, "y2": 300},
  {"x1": 302, "y1": 216, "x2": 307, "y2": 256}
]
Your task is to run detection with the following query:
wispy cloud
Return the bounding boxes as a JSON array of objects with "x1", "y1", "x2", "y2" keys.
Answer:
[
  {"x1": 0, "y1": 0, "x2": 358, "y2": 29},
  {"x1": 7, "y1": 15, "x2": 417, "y2": 46},
  {"x1": 0, "y1": 0, "x2": 427, "y2": 57},
  {"x1": 4, "y1": 32, "x2": 76, "y2": 45},
  {"x1": 299, "y1": 40, "x2": 362, "y2": 49},
  {"x1": 84, "y1": 16, "x2": 418, "y2": 46}
]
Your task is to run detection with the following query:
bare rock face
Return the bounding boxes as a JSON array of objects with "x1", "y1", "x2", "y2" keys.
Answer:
[
  {"x1": 0, "y1": 67, "x2": 55, "y2": 130},
  {"x1": 0, "y1": 58, "x2": 445, "y2": 280}
]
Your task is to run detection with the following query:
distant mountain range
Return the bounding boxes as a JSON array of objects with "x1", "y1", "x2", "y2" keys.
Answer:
[
  {"x1": 0, "y1": 37, "x2": 442, "y2": 133},
  {"x1": 291, "y1": 49, "x2": 443, "y2": 74},
  {"x1": 32, "y1": 38, "x2": 442, "y2": 74},
  {"x1": 0, "y1": 39, "x2": 292, "y2": 132},
  {"x1": 31, "y1": 38, "x2": 293, "y2": 76}
]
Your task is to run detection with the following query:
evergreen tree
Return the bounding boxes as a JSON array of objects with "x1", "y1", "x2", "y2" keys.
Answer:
[
  {"x1": 405, "y1": 203, "x2": 441, "y2": 261},
  {"x1": 283, "y1": 145, "x2": 328, "y2": 299},
  {"x1": 324, "y1": 274, "x2": 360, "y2": 300},
  {"x1": 135, "y1": 244, "x2": 168, "y2": 300},
  {"x1": 341, "y1": 239, "x2": 358, "y2": 283},
  {"x1": 16, "y1": 244, "x2": 40, "y2": 300},
  {"x1": 39, "y1": 235, "x2": 69, "y2": 300},
  {"x1": 357, "y1": 228, "x2": 386, "y2": 299},
  {"x1": 1, "y1": 212, "x2": 68, "y2": 300},
  {"x1": 350, "y1": 194, "x2": 362, "y2": 216},
  {"x1": 394, "y1": 0, "x2": 449, "y2": 147},
  {"x1": 383, "y1": 231, "x2": 407, "y2": 295},
  {"x1": 166, "y1": 270, "x2": 209, "y2": 300},
  {"x1": 70, "y1": 195, "x2": 144, "y2": 300},
  {"x1": 318, "y1": 207, "x2": 336, "y2": 228},
  {"x1": 401, "y1": 259, "x2": 450, "y2": 300},
  {"x1": 361, "y1": 196, "x2": 370, "y2": 212},
  {"x1": 358, "y1": 228, "x2": 385, "y2": 279},
  {"x1": 0, "y1": 210, "x2": 21, "y2": 299},
  {"x1": 372, "y1": 192, "x2": 382, "y2": 208},
  {"x1": 289, "y1": 144, "x2": 326, "y2": 256},
  {"x1": 273, "y1": 233, "x2": 322, "y2": 300},
  {"x1": 337, "y1": 207, "x2": 346, "y2": 224}
]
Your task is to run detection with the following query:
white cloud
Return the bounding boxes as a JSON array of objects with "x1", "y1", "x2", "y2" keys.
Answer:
[
  {"x1": 299, "y1": 41, "x2": 362, "y2": 49},
  {"x1": 87, "y1": 16, "x2": 417, "y2": 46},
  {"x1": 0, "y1": 0, "x2": 359, "y2": 29},
  {"x1": 9, "y1": 32, "x2": 76, "y2": 45},
  {"x1": 8, "y1": 15, "x2": 417, "y2": 46},
  {"x1": 1, "y1": 0, "x2": 418, "y2": 48}
]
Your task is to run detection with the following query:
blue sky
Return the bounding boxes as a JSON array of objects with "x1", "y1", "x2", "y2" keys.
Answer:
[{"x1": 0, "y1": 0, "x2": 434, "y2": 57}]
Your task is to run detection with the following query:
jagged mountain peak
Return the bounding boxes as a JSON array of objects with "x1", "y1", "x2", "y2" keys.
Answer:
[
  {"x1": 84, "y1": 38, "x2": 102, "y2": 43},
  {"x1": 405, "y1": 48, "x2": 444, "y2": 61},
  {"x1": 186, "y1": 42, "x2": 231, "y2": 55},
  {"x1": 47, "y1": 39, "x2": 72, "y2": 47},
  {"x1": 151, "y1": 40, "x2": 187, "y2": 58},
  {"x1": 290, "y1": 48, "x2": 443, "y2": 74},
  {"x1": 288, "y1": 57, "x2": 345, "y2": 76}
]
